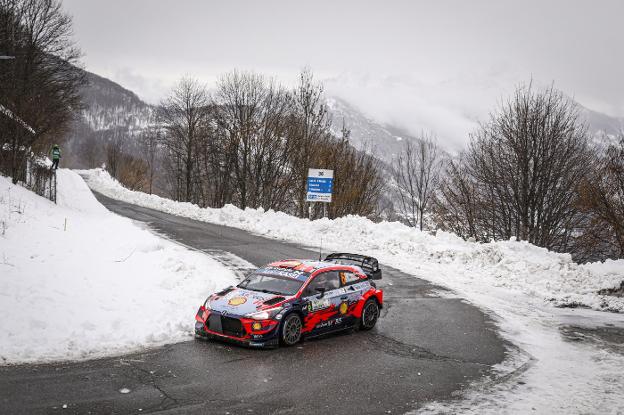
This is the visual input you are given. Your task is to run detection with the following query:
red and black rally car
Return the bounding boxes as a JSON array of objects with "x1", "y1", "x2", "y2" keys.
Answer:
[{"x1": 195, "y1": 253, "x2": 383, "y2": 348}]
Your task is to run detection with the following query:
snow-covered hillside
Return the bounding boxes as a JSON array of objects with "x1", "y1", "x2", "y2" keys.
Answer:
[
  {"x1": 81, "y1": 167, "x2": 624, "y2": 414},
  {"x1": 326, "y1": 96, "x2": 410, "y2": 163},
  {"x1": 79, "y1": 71, "x2": 154, "y2": 132},
  {"x1": 63, "y1": 69, "x2": 156, "y2": 168},
  {"x1": 0, "y1": 170, "x2": 235, "y2": 365}
]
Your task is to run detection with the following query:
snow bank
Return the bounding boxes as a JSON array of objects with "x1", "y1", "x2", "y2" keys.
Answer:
[
  {"x1": 0, "y1": 170, "x2": 236, "y2": 365},
  {"x1": 80, "y1": 168, "x2": 624, "y2": 313},
  {"x1": 80, "y1": 168, "x2": 624, "y2": 414}
]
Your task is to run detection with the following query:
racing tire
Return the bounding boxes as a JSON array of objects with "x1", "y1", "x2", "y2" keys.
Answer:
[
  {"x1": 360, "y1": 299, "x2": 379, "y2": 330},
  {"x1": 280, "y1": 314, "x2": 302, "y2": 346}
]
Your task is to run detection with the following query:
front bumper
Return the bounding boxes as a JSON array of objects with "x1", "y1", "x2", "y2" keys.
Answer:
[
  {"x1": 194, "y1": 322, "x2": 279, "y2": 348},
  {"x1": 194, "y1": 307, "x2": 280, "y2": 348}
]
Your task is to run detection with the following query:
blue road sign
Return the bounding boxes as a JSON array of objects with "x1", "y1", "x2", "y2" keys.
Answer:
[{"x1": 306, "y1": 168, "x2": 334, "y2": 203}]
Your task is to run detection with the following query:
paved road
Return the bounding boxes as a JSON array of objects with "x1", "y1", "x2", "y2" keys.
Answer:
[{"x1": 0, "y1": 192, "x2": 507, "y2": 415}]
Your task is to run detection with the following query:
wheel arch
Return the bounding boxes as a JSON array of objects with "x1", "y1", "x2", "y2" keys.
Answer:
[
  {"x1": 281, "y1": 308, "x2": 305, "y2": 324},
  {"x1": 354, "y1": 289, "x2": 383, "y2": 318},
  {"x1": 279, "y1": 309, "x2": 304, "y2": 346}
]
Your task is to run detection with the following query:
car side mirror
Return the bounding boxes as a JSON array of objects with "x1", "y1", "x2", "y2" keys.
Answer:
[{"x1": 315, "y1": 287, "x2": 326, "y2": 298}]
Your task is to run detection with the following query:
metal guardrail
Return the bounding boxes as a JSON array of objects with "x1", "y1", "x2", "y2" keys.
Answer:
[
  {"x1": 0, "y1": 149, "x2": 57, "y2": 203},
  {"x1": 26, "y1": 159, "x2": 57, "y2": 203}
]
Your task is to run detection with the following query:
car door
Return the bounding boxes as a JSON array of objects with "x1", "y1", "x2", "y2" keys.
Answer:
[
  {"x1": 301, "y1": 271, "x2": 346, "y2": 334},
  {"x1": 336, "y1": 270, "x2": 369, "y2": 325}
]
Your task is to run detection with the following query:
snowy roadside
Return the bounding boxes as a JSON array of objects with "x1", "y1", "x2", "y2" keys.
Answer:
[
  {"x1": 80, "y1": 168, "x2": 623, "y2": 313},
  {"x1": 0, "y1": 170, "x2": 236, "y2": 365},
  {"x1": 80, "y1": 168, "x2": 624, "y2": 413}
]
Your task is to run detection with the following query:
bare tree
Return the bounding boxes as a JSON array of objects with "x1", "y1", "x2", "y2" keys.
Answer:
[
  {"x1": 105, "y1": 130, "x2": 124, "y2": 180},
  {"x1": 0, "y1": 0, "x2": 85, "y2": 183},
  {"x1": 289, "y1": 68, "x2": 332, "y2": 218},
  {"x1": 577, "y1": 134, "x2": 624, "y2": 259},
  {"x1": 212, "y1": 70, "x2": 268, "y2": 209},
  {"x1": 158, "y1": 77, "x2": 209, "y2": 203},
  {"x1": 248, "y1": 80, "x2": 295, "y2": 211},
  {"x1": 117, "y1": 153, "x2": 147, "y2": 191},
  {"x1": 393, "y1": 135, "x2": 442, "y2": 230},
  {"x1": 138, "y1": 127, "x2": 159, "y2": 195},
  {"x1": 436, "y1": 83, "x2": 592, "y2": 252},
  {"x1": 196, "y1": 112, "x2": 234, "y2": 208},
  {"x1": 331, "y1": 143, "x2": 386, "y2": 219},
  {"x1": 151, "y1": 69, "x2": 384, "y2": 220},
  {"x1": 435, "y1": 156, "x2": 481, "y2": 239},
  {"x1": 211, "y1": 70, "x2": 298, "y2": 211}
]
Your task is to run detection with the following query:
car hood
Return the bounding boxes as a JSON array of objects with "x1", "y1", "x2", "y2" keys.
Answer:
[{"x1": 207, "y1": 287, "x2": 288, "y2": 316}]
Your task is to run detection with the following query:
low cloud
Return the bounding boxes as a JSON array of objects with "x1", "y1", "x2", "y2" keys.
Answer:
[{"x1": 325, "y1": 71, "x2": 518, "y2": 151}]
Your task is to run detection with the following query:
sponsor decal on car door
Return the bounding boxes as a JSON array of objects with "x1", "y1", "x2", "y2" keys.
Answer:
[
  {"x1": 336, "y1": 271, "x2": 371, "y2": 323},
  {"x1": 302, "y1": 271, "x2": 346, "y2": 333}
]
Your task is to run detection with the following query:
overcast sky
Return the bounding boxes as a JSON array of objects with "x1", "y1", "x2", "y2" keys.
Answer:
[{"x1": 62, "y1": 0, "x2": 624, "y2": 148}]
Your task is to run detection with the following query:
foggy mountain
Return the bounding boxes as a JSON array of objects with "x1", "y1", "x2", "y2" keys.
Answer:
[
  {"x1": 64, "y1": 70, "x2": 155, "y2": 168},
  {"x1": 325, "y1": 97, "x2": 410, "y2": 163},
  {"x1": 326, "y1": 95, "x2": 624, "y2": 162},
  {"x1": 64, "y1": 70, "x2": 623, "y2": 168},
  {"x1": 79, "y1": 71, "x2": 153, "y2": 132},
  {"x1": 580, "y1": 106, "x2": 624, "y2": 142}
]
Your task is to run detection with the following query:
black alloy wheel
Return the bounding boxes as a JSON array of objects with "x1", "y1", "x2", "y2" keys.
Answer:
[
  {"x1": 281, "y1": 314, "x2": 302, "y2": 346},
  {"x1": 360, "y1": 299, "x2": 379, "y2": 330}
]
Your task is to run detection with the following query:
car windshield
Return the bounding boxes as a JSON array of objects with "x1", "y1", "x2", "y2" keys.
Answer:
[{"x1": 238, "y1": 272, "x2": 305, "y2": 296}]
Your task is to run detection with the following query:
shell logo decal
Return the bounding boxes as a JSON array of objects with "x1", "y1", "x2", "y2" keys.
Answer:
[
  {"x1": 339, "y1": 302, "x2": 349, "y2": 315},
  {"x1": 228, "y1": 296, "x2": 247, "y2": 306}
]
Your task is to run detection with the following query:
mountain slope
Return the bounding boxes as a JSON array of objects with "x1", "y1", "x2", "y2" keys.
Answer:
[
  {"x1": 325, "y1": 96, "x2": 415, "y2": 163},
  {"x1": 580, "y1": 106, "x2": 623, "y2": 139},
  {"x1": 63, "y1": 70, "x2": 155, "y2": 168},
  {"x1": 80, "y1": 71, "x2": 153, "y2": 132},
  {"x1": 326, "y1": 95, "x2": 623, "y2": 162}
]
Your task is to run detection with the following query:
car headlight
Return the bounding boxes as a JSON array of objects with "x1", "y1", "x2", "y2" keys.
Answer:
[{"x1": 246, "y1": 307, "x2": 283, "y2": 320}]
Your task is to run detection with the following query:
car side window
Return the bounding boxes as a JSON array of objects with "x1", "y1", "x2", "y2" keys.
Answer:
[
  {"x1": 339, "y1": 271, "x2": 360, "y2": 286},
  {"x1": 303, "y1": 271, "x2": 340, "y2": 297}
]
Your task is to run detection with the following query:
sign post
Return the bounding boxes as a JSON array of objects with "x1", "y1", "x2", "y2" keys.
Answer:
[{"x1": 306, "y1": 168, "x2": 333, "y2": 218}]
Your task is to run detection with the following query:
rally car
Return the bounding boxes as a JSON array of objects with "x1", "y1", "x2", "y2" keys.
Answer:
[{"x1": 195, "y1": 253, "x2": 383, "y2": 348}]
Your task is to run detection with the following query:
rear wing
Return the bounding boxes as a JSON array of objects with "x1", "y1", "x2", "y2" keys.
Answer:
[{"x1": 324, "y1": 253, "x2": 382, "y2": 280}]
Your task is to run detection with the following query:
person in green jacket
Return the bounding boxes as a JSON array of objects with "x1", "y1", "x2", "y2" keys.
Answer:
[{"x1": 51, "y1": 144, "x2": 61, "y2": 170}]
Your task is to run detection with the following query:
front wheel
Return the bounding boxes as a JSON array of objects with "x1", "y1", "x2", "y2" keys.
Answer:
[
  {"x1": 360, "y1": 299, "x2": 379, "y2": 330},
  {"x1": 280, "y1": 314, "x2": 302, "y2": 346}
]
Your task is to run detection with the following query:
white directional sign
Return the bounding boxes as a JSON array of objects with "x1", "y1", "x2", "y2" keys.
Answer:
[{"x1": 306, "y1": 168, "x2": 334, "y2": 203}]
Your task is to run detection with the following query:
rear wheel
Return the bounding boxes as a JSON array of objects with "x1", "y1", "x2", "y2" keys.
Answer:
[
  {"x1": 360, "y1": 299, "x2": 379, "y2": 330},
  {"x1": 281, "y1": 314, "x2": 302, "y2": 346}
]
